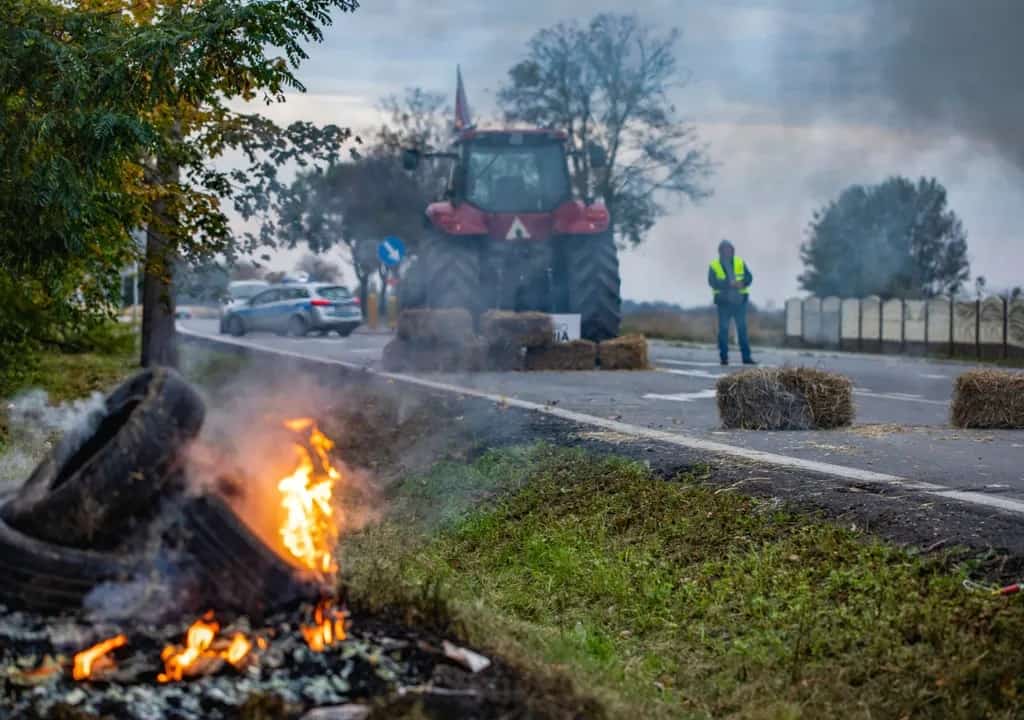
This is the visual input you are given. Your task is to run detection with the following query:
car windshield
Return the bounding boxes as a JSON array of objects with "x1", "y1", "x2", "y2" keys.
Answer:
[
  {"x1": 316, "y1": 286, "x2": 352, "y2": 301},
  {"x1": 464, "y1": 141, "x2": 570, "y2": 213}
]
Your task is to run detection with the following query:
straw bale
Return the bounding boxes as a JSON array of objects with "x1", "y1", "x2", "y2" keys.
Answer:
[
  {"x1": 598, "y1": 334, "x2": 649, "y2": 370},
  {"x1": 487, "y1": 343, "x2": 525, "y2": 372},
  {"x1": 397, "y1": 308, "x2": 474, "y2": 345},
  {"x1": 481, "y1": 311, "x2": 553, "y2": 349},
  {"x1": 951, "y1": 369, "x2": 1024, "y2": 429},
  {"x1": 716, "y1": 367, "x2": 854, "y2": 430},
  {"x1": 525, "y1": 340, "x2": 597, "y2": 371}
]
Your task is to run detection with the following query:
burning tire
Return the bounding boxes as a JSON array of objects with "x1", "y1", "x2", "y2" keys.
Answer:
[
  {"x1": 1, "y1": 368, "x2": 205, "y2": 549},
  {"x1": 183, "y1": 494, "x2": 323, "y2": 618},
  {"x1": 0, "y1": 499, "x2": 136, "y2": 612},
  {"x1": 563, "y1": 231, "x2": 622, "y2": 342}
]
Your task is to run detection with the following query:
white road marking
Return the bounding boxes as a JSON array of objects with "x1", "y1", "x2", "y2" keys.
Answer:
[
  {"x1": 656, "y1": 368, "x2": 725, "y2": 380},
  {"x1": 644, "y1": 389, "x2": 718, "y2": 402},
  {"x1": 921, "y1": 373, "x2": 950, "y2": 380},
  {"x1": 853, "y1": 389, "x2": 948, "y2": 406},
  {"x1": 656, "y1": 359, "x2": 726, "y2": 368},
  {"x1": 178, "y1": 326, "x2": 1024, "y2": 516}
]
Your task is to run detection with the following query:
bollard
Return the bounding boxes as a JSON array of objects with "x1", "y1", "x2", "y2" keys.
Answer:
[
  {"x1": 367, "y1": 292, "x2": 379, "y2": 330},
  {"x1": 387, "y1": 294, "x2": 399, "y2": 329}
]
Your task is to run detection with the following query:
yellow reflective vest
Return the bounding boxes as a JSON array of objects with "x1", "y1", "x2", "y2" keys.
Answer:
[{"x1": 710, "y1": 256, "x2": 750, "y2": 296}]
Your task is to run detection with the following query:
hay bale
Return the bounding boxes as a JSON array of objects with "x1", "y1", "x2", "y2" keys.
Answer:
[
  {"x1": 382, "y1": 339, "x2": 478, "y2": 373},
  {"x1": 716, "y1": 367, "x2": 854, "y2": 430},
  {"x1": 952, "y1": 369, "x2": 1024, "y2": 428},
  {"x1": 598, "y1": 334, "x2": 649, "y2": 370},
  {"x1": 397, "y1": 308, "x2": 474, "y2": 345},
  {"x1": 481, "y1": 311, "x2": 553, "y2": 349},
  {"x1": 525, "y1": 340, "x2": 597, "y2": 371},
  {"x1": 487, "y1": 343, "x2": 525, "y2": 372}
]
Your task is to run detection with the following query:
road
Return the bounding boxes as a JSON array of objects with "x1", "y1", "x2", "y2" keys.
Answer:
[{"x1": 180, "y1": 318, "x2": 1024, "y2": 510}]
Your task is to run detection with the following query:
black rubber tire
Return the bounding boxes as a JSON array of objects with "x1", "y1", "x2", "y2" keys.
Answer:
[
  {"x1": 183, "y1": 494, "x2": 323, "y2": 619},
  {"x1": 227, "y1": 315, "x2": 246, "y2": 337},
  {"x1": 0, "y1": 498, "x2": 137, "y2": 612},
  {"x1": 398, "y1": 257, "x2": 428, "y2": 311},
  {"x1": 562, "y1": 231, "x2": 622, "y2": 342},
  {"x1": 287, "y1": 315, "x2": 308, "y2": 337},
  {"x1": 1, "y1": 368, "x2": 206, "y2": 549},
  {"x1": 421, "y1": 234, "x2": 483, "y2": 316}
]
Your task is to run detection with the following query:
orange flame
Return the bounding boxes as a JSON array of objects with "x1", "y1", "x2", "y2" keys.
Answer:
[
  {"x1": 278, "y1": 418, "x2": 341, "y2": 574},
  {"x1": 73, "y1": 634, "x2": 127, "y2": 681},
  {"x1": 301, "y1": 598, "x2": 348, "y2": 652},
  {"x1": 157, "y1": 613, "x2": 255, "y2": 683}
]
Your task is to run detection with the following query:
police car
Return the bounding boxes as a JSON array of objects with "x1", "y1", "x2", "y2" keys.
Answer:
[{"x1": 220, "y1": 283, "x2": 362, "y2": 337}]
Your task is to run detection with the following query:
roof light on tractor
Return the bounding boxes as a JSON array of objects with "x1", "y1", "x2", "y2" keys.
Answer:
[{"x1": 399, "y1": 68, "x2": 621, "y2": 342}]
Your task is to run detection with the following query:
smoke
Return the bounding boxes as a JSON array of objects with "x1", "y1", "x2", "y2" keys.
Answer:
[
  {"x1": 867, "y1": 0, "x2": 1024, "y2": 170},
  {"x1": 0, "y1": 389, "x2": 107, "y2": 489}
]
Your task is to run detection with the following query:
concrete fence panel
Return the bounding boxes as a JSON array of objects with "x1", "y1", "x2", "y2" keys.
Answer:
[
  {"x1": 785, "y1": 298, "x2": 802, "y2": 345},
  {"x1": 802, "y1": 297, "x2": 823, "y2": 346},
  {"x1": 926, "y1": 297, "x2": 952, "y2": 354},
  {"x1": 881, "y1": 299, "x2": 903, "y2": 352},
  {"x1": 1009, "y1": 297, "x2": 1024, "y2": 358},
  {"x1": 979, "y1": 296, "x2": 1006, "y2": 359},
  {"x1": 904, "y1": 300, "x2": 926, "y2": 353},
  {"x1": 840, "y1": 298, "x2": 860, "y2": 351},
  {"x1": 821, "y1": 296, "x2": 841, "y2": 348},
  {"x1": 953, "y1": 299, "x2": 979, "y2": 357},
  {"x1": 860, "y1": 296, "x2": 882, "y2": 352}
]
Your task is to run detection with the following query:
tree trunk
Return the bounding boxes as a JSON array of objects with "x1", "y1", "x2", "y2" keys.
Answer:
[
  {"x1": 141, "y1": 155, "x2": 180, "y2": 368},
  {"x1": 356, "y1": 271, "x2": 370, "y2": 320},
  {"x1": 378, "y1": 266, "x2": 389, "y2": 312}
]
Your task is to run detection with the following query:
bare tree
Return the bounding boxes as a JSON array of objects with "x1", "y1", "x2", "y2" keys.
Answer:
[
  {"x1": 498, "y1": 14, "x2": 712, "y2": 247},
  {"x1": 296, "y1": 253, "x2": 342, "y2": 282}
]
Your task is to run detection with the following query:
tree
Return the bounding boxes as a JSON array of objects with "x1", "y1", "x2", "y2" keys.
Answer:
[
  {"x1": 1, "y1": 0, "x2": 358, "y2": 371},
  {"x1": 296, "y1": 254, "x2": 342, "y2": 283},
  {"x1": 799, "y1": 176, "x2": 970, "y2": 299},
  {"x1": 279, "y1": 89, "x2": 450, "y2": 311},
  {"x1": 498, "y1": 13, "x2": 712, "y2": 247}
]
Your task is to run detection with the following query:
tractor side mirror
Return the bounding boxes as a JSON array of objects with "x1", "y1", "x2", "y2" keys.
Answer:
[
  {"x1": 402, "y1": 148, "x2": 421, "y2": 171},
  {"x1": 587, "y1": 143, "x2": 608, "y2": 169}
]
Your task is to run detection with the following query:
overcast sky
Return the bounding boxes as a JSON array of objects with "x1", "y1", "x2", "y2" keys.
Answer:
[{"x1": 244, "y1": 0, "x2": 1024, "y2": 307}]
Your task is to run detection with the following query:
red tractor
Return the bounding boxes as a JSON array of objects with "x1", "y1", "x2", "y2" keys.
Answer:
[{"x1": 400, "y1": 126, "x2": 621, "y2": 341}]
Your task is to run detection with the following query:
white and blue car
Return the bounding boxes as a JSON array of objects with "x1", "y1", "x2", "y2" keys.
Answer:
[{"x1": 220, "y1": 283, "x2": 362, "y2": 337}]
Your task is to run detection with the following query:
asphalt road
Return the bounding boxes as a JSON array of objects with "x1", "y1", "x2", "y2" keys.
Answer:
[{"x1": 180, "y1": 318, "x2": 1024, "y2": 507}]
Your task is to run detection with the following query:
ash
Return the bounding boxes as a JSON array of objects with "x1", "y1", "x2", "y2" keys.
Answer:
[{"x1": 0, "y1": 606, "x2": 493, "y2": 720}]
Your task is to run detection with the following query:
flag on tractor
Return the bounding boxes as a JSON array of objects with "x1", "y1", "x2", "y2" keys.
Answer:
[{"x1": 454, "y1": 65, "x2": 472, "y2": 132}]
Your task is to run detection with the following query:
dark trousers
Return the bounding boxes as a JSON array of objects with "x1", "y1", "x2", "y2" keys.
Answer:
[{"x1": 717, "y1": 302, "x2": 752, "y2": 362}]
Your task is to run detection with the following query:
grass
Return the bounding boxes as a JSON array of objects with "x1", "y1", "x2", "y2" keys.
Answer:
[
  {"x1": 622, "y1": 308, "x2": 785, "y2": 347},
  {"x1": 344, "y1": 446, "x2": 1024, "y2": 720},
  {"x1": 0, "y1": 324, "x2": 138, "y2": 453}
]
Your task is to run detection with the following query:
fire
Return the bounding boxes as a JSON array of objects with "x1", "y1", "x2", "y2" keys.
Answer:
[
  {"x1": 72, "y1": 634, "x2": 127, "y2": 681},
  {"x1": 301, "y1": 598, "x2": 348, "y2": 652},
  {"x1": 278, "y1": 418, "x2": 341, "y2": 574},
  {"x1": 157, "y1": 612, "x2": 255, "y2": 683}
]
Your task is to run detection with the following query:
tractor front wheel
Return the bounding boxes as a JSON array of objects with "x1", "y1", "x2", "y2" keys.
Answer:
[{"x1": 563, "y1": 232, "x2": 622, "y2": 342}]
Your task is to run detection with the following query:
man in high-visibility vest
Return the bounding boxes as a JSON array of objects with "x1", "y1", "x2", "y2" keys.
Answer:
[{"x1": 708, "y1": 239, "x2": 755, "y2": 366}]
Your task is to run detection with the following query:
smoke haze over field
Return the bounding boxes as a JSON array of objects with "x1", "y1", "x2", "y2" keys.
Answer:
[{"x1": 239, "y1": 0, "x2": 1024, "y2": 306}]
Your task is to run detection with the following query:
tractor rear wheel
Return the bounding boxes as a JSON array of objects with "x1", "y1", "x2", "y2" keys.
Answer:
[
  {"x1": 420, "y1": 234, "x2": 482, "y2": 316},
  {"x1": 563, "y1": 231, "x2": 621, "y2": 342}
]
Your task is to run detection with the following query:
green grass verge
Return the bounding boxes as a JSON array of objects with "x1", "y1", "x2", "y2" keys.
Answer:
[
  {"x1": 344, "y1": 446, "x2": 1024, "y2": 720},
  {"x1": 0, "y1": 324, "x2": 138, "y2": 453}
]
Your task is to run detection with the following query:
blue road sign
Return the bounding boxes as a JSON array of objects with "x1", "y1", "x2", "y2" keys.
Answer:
[{"x1": 378, "y1": 236, "x2": 406, "y2": 266}]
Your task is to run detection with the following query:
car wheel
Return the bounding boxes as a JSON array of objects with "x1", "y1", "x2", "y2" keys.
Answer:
[
  {"x1": 1, "y1": 368, "x2": 206, "y2": 549},
  {"x1": 336, "y1": 327, "x2": 355, "y2": 338},
  {"x1": 227, "y1": 315, "x2": 246, "y2": 337},
  {"x1": 287, "y1": 315, "x2": 308, "y2": 337}
]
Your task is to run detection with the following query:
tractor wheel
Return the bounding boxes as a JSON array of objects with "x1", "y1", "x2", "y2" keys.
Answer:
[
  {"x1": 563, "y1": 231, "x2": 622, "y2": 342},
  {"x1": 421, "y1": 234, "x2": 482, "y2": 316}
]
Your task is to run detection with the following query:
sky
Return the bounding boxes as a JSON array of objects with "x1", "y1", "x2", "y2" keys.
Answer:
[{"x1": 242, "y1": 0, "x2": 1024, "y2": 308}]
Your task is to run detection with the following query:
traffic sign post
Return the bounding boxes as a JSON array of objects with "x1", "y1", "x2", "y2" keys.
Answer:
[{"x1": 378, "y1": 236, "x2": 406, "y2": 267}]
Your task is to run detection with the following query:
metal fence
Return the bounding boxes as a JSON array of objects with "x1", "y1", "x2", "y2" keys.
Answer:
[{"x1": 784, "y1": 295, "x2": 1024, "y2": 359}]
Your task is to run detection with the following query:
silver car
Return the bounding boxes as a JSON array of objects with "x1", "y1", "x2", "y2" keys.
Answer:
[
  {"x1": 221, "y1": 283, "x2": 362, "y2": 337},
  {"x1": 218, "y1": 280, "x2": 270, "y2": 332}
]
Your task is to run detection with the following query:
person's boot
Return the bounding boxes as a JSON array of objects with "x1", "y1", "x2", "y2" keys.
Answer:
[
  {"x1": 720, "y1": 357, "x2": 729, "y2": 366},
  {"x1": 742, "y1": 357, "x2": 757, "y2": 365}
]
